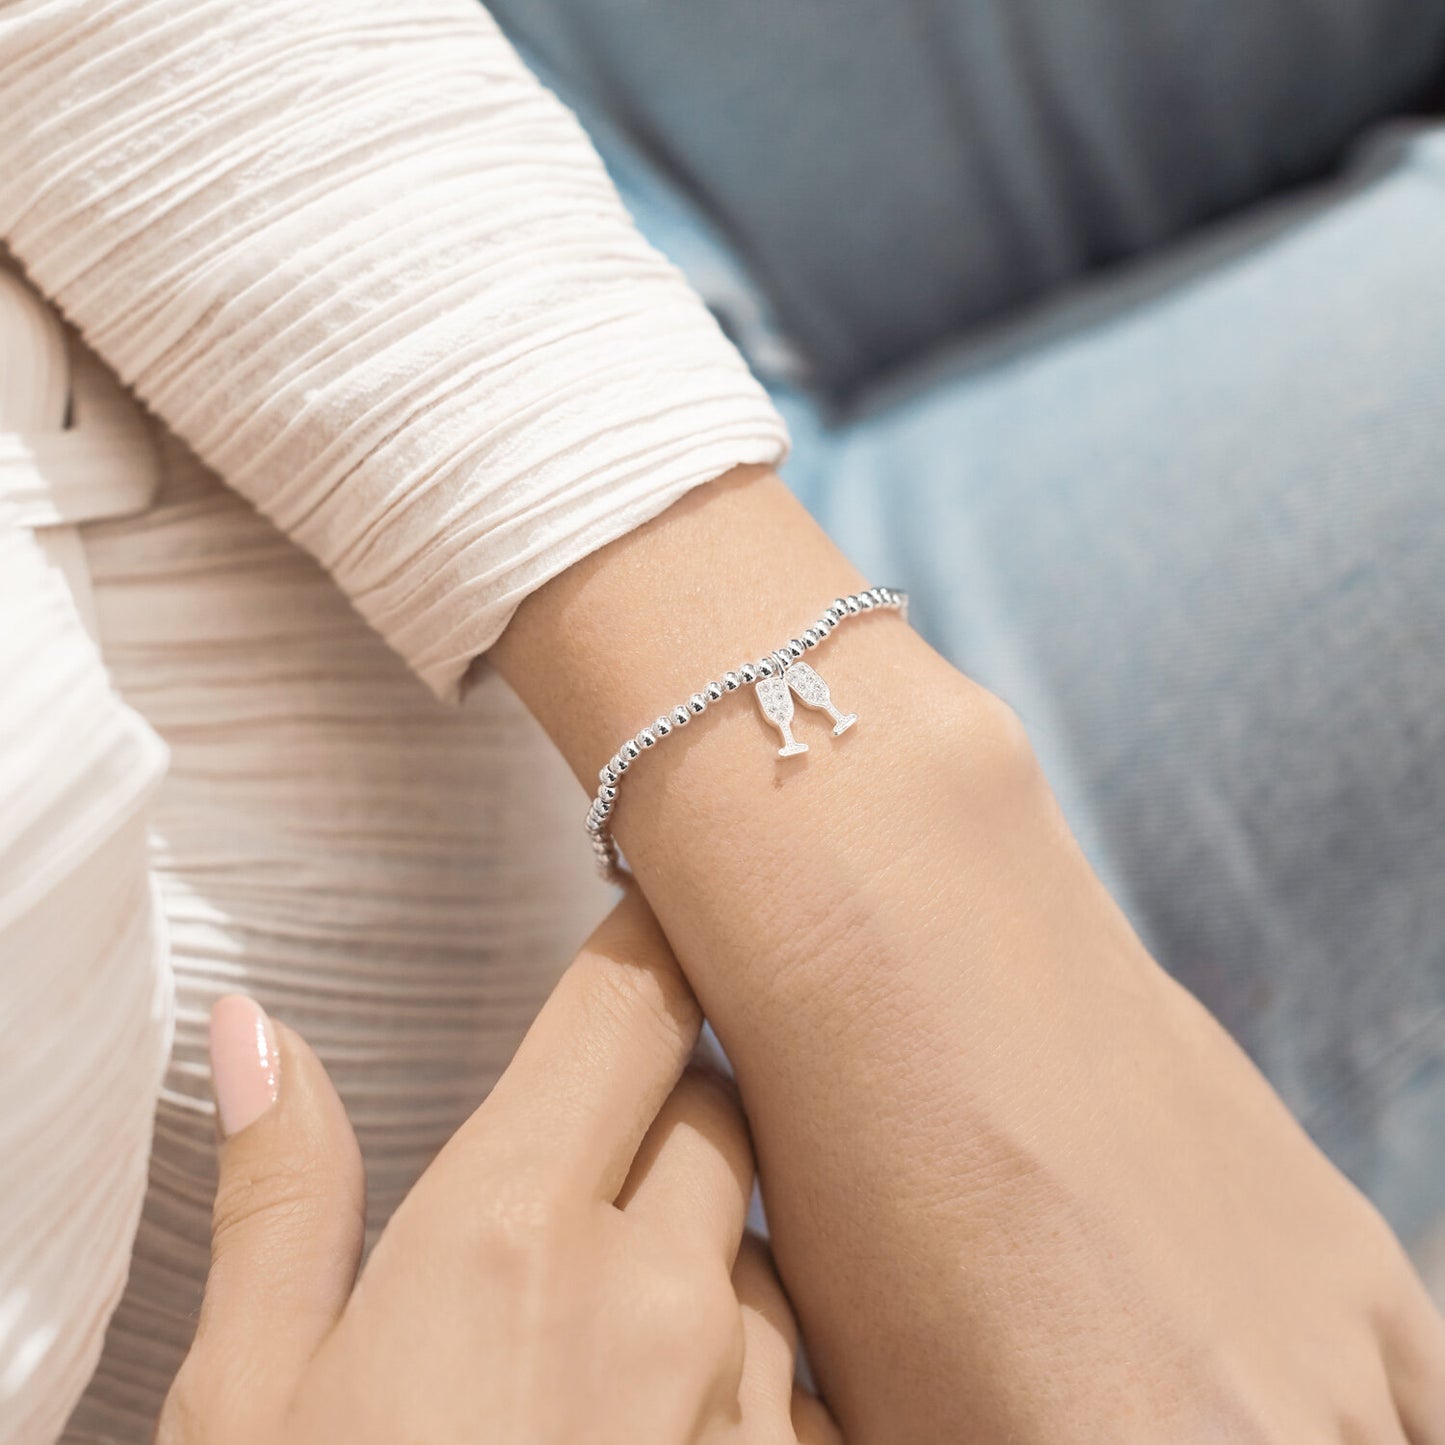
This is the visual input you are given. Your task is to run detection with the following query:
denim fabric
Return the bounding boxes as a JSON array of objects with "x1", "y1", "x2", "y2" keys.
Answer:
[
  {"x1": 504, "y1": 19, "x2": 1445, "y2": 1250},
  {"x1": 492, "y1": 0, "x2": 1445, "y2": 397}
]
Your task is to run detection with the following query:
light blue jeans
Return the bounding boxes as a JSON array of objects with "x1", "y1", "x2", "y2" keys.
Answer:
[{"x1": 499, "y1": 5, "x2": 1445, "y2": 1251}]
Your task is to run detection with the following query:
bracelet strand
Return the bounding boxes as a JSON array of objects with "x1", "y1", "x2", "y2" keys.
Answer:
[{"x1": 586, "y1": 585, "x2": 907, "y2": 880}]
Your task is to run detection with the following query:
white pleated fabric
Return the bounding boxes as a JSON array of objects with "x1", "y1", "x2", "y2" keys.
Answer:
[
  {"x1": 62, "y1": 428, "x2": 611, "y2": 1443},
  {"x1": 0, "y1": 270, "x2": 172, "y2": 1445},
  {"x1": 0, "y1": 0, "x2": 788, "y2": 702},
  {"x1": 0, "y1": 530, "x2": 171, "y2": 1445},
  {"x1": 0, "y1": 2, "x2": 788, "y2": 1439}
]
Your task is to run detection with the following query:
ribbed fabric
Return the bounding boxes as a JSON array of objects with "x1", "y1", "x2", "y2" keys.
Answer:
[
  {"x1": 63, "y1": 437, "x2": 610, "y2": 1442},
  {"x1": 0, "y1": 0, "x2": 788, "y2": 701},
  {"x1": 0, "y1": 271, "x2": 615, "y2": 1442},
  {"x1": 0, "y1": 269, "x2": 172, "y2": 1445},
  {"x1": 0, "y1": 196, "x2": 740, "y2": 1433},
  {"x1": 0, "y1": 531, "x2": 172, "y2": 1445}
]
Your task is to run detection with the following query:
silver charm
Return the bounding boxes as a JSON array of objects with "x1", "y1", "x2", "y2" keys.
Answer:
[
  {"x1": 754, "y1": 659, "x2": 858, "y2": 755},
  {"x1": 785, "y1": 660, "x2": 857, "y2": 736},
  {"x1": 755, "y1": 672, "x2": 809, "y2": 756}
]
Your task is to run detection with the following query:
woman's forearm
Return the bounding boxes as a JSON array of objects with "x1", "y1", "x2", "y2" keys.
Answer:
[
  {"x1": 489, "y1": 463, "x2": 1157, "y2": 1436},
  {"x1": 496, "y1": 463, "x2": 1445, "y2": 1445}
]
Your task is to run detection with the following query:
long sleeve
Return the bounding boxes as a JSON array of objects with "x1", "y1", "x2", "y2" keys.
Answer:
[{"x1": 0, "y1": 0, "x2": 788, "y2": 700}]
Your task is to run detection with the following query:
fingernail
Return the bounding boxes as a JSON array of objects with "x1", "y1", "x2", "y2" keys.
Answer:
[{"x1": 210, "y1": 995, "x2": 280, "y2": 1137}]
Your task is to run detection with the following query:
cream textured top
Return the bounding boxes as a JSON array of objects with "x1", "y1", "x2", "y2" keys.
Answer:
[
  {"x1": 0, "y1": 3, "x2": 786, "y2": 1440},
  {"x1": 0, "y1": 0, "x2": 786, "y2": 702}
]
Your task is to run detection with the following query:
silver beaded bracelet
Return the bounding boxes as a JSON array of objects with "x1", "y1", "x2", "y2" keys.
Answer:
[{"x1": 586, "y1": 586, "x2": 908, "y2": 879}]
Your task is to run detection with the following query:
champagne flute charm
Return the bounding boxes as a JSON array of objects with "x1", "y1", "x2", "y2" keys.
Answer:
[
  {"x1": 755, "y1": 672, "x2": 809, "y2": 756},
  {"x1": 786, "y1": 660, "x2": 857, "y2": 735}
]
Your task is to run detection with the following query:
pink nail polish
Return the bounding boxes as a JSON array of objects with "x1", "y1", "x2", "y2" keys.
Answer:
[{"x1": 210, "y1": 995, "x2": 280, "y2": 1137}]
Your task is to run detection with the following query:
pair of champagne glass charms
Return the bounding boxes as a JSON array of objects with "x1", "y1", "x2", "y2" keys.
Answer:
[{"x1": 755, "y1": 656, "x2": 857, "y2": 755}]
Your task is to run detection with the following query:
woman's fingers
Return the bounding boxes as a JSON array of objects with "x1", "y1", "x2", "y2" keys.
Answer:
[
  {"x1": 791, "y1": 1387, "x2": 846, "y2": 1445},
  {"x1": 730, "y1": 1232, "x2": 844, "y2": 1441},
  {"x1": 616, "y1": 1065, "x2": 755, "y2": 1261},
  {"x1": 1385, "y1": 1276, "x2": 1445, "y2": 1445},
  {"x1": 729, "y1": 1231, "x2": 844, "y2": 1444},
  {"x1": 193, "y1": 997, "x2": 365, "y2": 1371},
  {"x1": 422, "y1": 887, "x2": 702, "y2": 1203}
]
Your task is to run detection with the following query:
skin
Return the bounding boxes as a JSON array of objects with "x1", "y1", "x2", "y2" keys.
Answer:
[
  {"x1": 489, "y1": 464, "x2": 1445, "y2": 1443},
  {"x1": 158, "y1": 891, "x2": 841, "y2": 1445}
]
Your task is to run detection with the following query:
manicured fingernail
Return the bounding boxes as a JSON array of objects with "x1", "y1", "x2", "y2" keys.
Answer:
[{"x1": 210, "y1": 995, "x2": 280, "y2": 1137}]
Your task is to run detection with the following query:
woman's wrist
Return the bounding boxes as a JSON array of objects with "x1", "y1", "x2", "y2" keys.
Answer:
[
  {"x1": 489, "y1": 464, "x2": 995, "y2": 892},
  {"x1": 493, "y1": 466, "x2": 885, "y2": 777},
  {"x1": 490, "y1": 469, "x2": 1445, "y2": 1445},
  {"x1": 488, "y1": 463, "x2": 1171, "y2": 1441},
  {"x1": 489, "y1": 461, "x2": 1051, "y2": 1011}
]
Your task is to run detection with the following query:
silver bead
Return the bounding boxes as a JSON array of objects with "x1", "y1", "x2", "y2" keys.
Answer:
[
  {"x1": 844, "y1": 594, "x2": 860, "y2": 614},
  {"x1": 857, "y1": 592, "x2": 874, "y2": 610},
  {"x1": 833, "y1": 597, "x2": 849, "y2": 617},
  {"x1": 787, "y1": 639, "x2": 804, "y2": 659},
  {"x1": 601, "y1": 785, "x2": 617, "y2": 802},
  {"x1": 672, "y1": 705, "x2": 691, "y2": 727},
  {"x1": 823, "y1": 606, "x2": 841, "y2": 625},
  {"x1": 722, "y1": 671, "x2": 741, "y2": 691},
  {"x1": 621, "y1": 740, "x2": 641, "y2": 761},
  {"x1": 600, "y1": 764, "x2": 618, "y2": 787},
  {"x1": 612, "y1": 752, "x2": 629, "y2": 773},
  {"x1": 636, "y1": 728, "x2": 657, "y2": 749},
  {"x1": 739, "y1": 662, "x2": 758, "y2": 684},
  {"x1": 687, "y1": 692, "x2": 708, "y2": 714},
  {"x1": 802, "y1": 629, "x2": 819, "y2": 648},
  {"x1": 757, "y1": 657, "x2": 775, "y2": 678},
  {"x1": 654, "y1": 716, "x2": 672, "y2": 737},
  {"x1": 705, "y1": 680, "x2": 724, "y2": 702}
]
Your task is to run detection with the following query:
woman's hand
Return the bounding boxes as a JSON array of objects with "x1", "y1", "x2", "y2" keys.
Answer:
[
  {"x1": 493, "y1": 466, "x2": 1445, "y2": 1444},
  {"x1": 157, "y1": 890, "x2": 840, "y2": 1445}
]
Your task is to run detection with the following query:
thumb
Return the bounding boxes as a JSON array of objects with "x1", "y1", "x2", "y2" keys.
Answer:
[{"x1": 194, "y1": 996, "x2": 365, "y2": 1371}]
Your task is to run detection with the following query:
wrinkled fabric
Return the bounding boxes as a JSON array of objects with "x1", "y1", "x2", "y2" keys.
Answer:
[
  {"x1": 0, "y1": 0, "x2": 787, "y2": 701},
  {"x1": 2, "y1": 271, "x2": 613, "y2": 1443},
  {"x1": 0, "y1": 526, "x2": 170, "y2": 1445},
  {"x1": 0, "y1": 270, "x2": 172, "y2": 1445},
  {"x1": 65, "y1": 432, "x2": 610, "y2": 1441}
]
